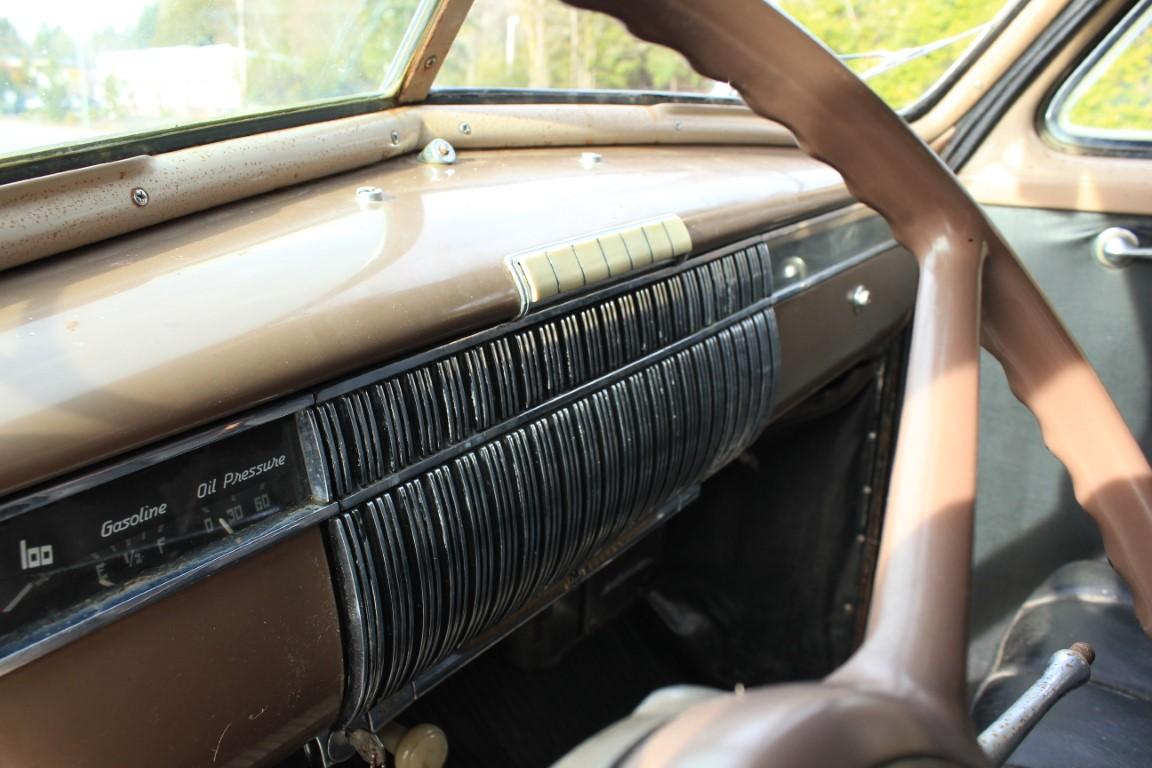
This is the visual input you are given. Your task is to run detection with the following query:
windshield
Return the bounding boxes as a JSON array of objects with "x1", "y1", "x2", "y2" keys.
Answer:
[
  {"x1": 436, "y1": 0, "x2": 1016, "y2": 112},
  {"x1": 780, "y1": 0, "x2": 1016, "y2": 110},
  {"x1": 0, "y1": 0, "x2": 437, "y2": 163},
  {"x1": 1, "y1": 0, "x2": 1020, "y2": 173}
]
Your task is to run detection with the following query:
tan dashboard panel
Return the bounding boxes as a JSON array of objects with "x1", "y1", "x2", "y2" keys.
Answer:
[
  {"x1": 0, "y1": 527, "x2": 342, "y2": 768},
  {"x1": 0, "y1": 146, "x2": 846, "y2": 498},
  {"x1": 959, "y1": 0, "x2": 1152, "y2": 215}
]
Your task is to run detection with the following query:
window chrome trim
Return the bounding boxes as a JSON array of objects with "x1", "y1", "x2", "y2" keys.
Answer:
[
  {"x1": 381, "y1": 0, "x2": 448, "y2": 94},
  {"x1": 1043, "y1": 0, "x2": 1152, "y2": 157}
]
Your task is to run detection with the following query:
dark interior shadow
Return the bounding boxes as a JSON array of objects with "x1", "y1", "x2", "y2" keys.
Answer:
[{"x1": 968, "y1": 206, "x2": 1152, "y2": 687}]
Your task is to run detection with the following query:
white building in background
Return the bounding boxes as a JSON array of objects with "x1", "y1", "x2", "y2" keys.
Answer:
[{"x1": 95, "y1": 44, "x2": 244, "y2": 118}]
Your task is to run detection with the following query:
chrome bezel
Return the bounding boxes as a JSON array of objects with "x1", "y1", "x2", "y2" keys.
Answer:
[{"x1": 0, "y1": 397, "x2": 334, "y2": 676}]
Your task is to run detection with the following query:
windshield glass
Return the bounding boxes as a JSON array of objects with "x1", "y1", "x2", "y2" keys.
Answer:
[
  {"x1": 783, "y1": 0, "x2": 1016, "y2": 110},
  {"x1": 436, "y1": 0, "x2": 1016, "y2": 111},
  {"x1": 0, "y1": 0, "x2": 436, "y2": 163}
]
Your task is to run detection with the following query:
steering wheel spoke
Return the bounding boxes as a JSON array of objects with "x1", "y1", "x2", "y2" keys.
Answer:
[{"x1": 557, "y1": 0, "x2": 1152, "y2": 764}]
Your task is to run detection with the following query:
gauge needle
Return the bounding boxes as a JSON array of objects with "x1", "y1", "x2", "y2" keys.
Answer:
[
  {"x1": 2, "y1": 582, "x2": 36, "y2": 613},
  {"x1": 217, "y1": 518, "x2": 235, "y2": 534}
]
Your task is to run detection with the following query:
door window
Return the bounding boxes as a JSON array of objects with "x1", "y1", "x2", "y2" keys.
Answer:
[{"x1": 1047, "y1": 3, "x2": 1152, "y2": 151}]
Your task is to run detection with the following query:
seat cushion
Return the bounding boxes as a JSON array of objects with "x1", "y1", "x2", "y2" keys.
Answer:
[{"x1": 971, "y1": 560, "x2": 1152, "y2": 767}]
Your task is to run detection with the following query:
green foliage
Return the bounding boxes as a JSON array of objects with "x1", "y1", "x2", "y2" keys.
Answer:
[{"x1": 778, "y1": 0, "x2": 1005, "y2": 109}]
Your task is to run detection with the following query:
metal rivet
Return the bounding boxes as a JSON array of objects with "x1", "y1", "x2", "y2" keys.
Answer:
[
  {"x1": 423, "y1": 54, "x2": 438, "y2": 70},
  {"x1": 389, "y1": 130, "x2": 400, "y2": 146},
  {"x1": 130, "y1": 187, "x2": 149, "y2": 207},
  {"x1": 847, "y1": 284, "x2": 871, "y2": 311},
  {"x1": 356, "y1": 186, "x2": 386, "y2": 204},
  {"x1": 458, "y1": 121, "x2": 472, "y2": 135}
]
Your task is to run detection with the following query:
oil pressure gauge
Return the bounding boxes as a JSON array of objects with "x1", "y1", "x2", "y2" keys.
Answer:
[{"x1": 0, "y1": 416, "x2": 318, "y2": 642}]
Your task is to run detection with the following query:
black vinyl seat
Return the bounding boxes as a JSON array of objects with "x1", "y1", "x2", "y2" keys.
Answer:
[{"x1": 971, "y1": 560, "x2": 1152, "y2": 767}]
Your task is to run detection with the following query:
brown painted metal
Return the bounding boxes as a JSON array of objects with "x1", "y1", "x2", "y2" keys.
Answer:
[
  {"x1": 560, "y1": 0, "x2": 1152, "y2": 765},
  {"x1": 0, "y1": 528, "x2": 343, "y2": 768},
  {"x1": 0, "y1": 110, "x2": 425, "y2": 273},
  {"x1": 0, "y1": 0, "x2": 1057, "y2": 277},
  {"x1": 0, "y1": 105, "x2": 802, "y2": 277},
  {"x1": 773, "y1": 247, "x2": 918, "y2": 411},
  {"x1": 0, "y1": 147, "x2": 845, "y2": 497},
  {"x1": 960, "y1": 0, "x2": 1152, "y2": 215},
  {"x1": 397, "y1": 0, "x2": 476, "y2": 103},
  {"x1": 915, "y1": 0, "x2": 1070, "y2": 146}
]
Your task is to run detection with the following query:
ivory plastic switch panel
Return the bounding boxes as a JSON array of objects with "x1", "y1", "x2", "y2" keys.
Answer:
[{"x1": 508, "y1": 215, "x2": 693, "y2": 309}]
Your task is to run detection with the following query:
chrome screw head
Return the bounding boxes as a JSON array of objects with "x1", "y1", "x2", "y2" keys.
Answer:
[
  {"x1": 578, "y1": 152, "x2": 602, "y2": 169},
  {"x1": 356, "y1": 186, "x2": 386, "y2": 204},
  {"x1": 458, "y1": 121, "x2": 472, "y2": 135},
  {"x1": 779, "y1": 256, "x2": 807, "y2": 281},
  {"x1": 390, "y1": 130, "x2": 400, "y2": 146},
  {"x1": 130, "y1": 187, "x2": 149, "y2": 207},
  {"x1": 847, "y1": 284, "x2": 872, "y2": 312}
]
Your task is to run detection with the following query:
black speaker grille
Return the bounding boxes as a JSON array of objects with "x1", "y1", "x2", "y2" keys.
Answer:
[
  {"x1": 312, "y1": 243, "x2": 772, "y2": 499},
  {"x1": 316, "y1": 240, "x2": 778, "y2": 725}
]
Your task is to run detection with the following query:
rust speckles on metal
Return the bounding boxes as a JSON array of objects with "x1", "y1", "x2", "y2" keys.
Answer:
[
  {"x1": 0, "y1": 109, "x2": 423, "y2": 273},
  {"x1": 1070, "y1": 641, "x2": 1096, "y2": 665}
]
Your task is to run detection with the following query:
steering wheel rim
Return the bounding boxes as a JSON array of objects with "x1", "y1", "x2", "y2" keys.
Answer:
[{"x1": 556, "y1": 1, "x2": 1152, "y2": 765}]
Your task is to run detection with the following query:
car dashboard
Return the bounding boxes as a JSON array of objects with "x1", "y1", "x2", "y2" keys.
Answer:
[{"x1": 0, "y1": 143, "x2": 916, "y2": 766}]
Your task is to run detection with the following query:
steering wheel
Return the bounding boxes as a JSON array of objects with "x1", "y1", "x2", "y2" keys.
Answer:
[{"x1": 556, "y1": 0, "x2": 1152, "y2": 765}]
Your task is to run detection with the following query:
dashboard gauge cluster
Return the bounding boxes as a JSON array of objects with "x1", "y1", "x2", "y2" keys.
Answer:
[{"x1": 0, "y1": 414, "x2": 325, "y2": 655}]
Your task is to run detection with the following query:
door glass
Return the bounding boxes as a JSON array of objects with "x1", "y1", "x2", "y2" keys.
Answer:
[{"x1": 1052, "y1": 4, "x2": 1152, "y2": 144}]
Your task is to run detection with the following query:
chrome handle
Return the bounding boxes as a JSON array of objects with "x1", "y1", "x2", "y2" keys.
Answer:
[
  {"x1": 977, "y1": 642, "x2": 1095, "y2": 766},
  {"x1": 1094, "y1": 227, "x2": 1152, "y2": 268}
]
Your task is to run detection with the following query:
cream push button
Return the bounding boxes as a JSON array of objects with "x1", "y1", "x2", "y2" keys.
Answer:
[{"x1": 509, "y1": 215, "x2": 693, "y2": 308}]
